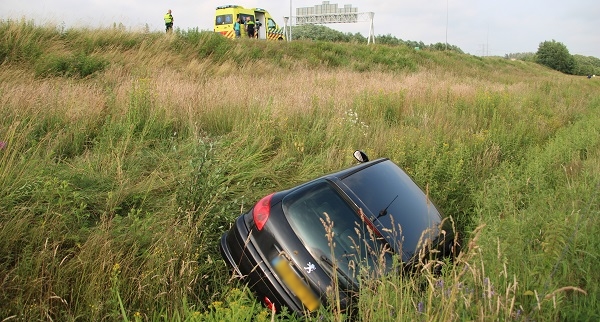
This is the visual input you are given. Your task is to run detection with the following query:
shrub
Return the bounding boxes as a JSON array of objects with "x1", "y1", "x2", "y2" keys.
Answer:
[{"x1": 35, "y1": 52, "x2": 108, "y2": 78}]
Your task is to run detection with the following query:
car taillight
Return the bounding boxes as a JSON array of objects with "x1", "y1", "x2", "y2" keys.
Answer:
[
  {"x1": 359, "y1": 208, "x2": 383, "y2": 237},
  {"x1": 253, "y1": 193, "x2": 274, "y2": 231},
  {"x1": 263, "y1": 296, "x2": 276, "y2": 312}
]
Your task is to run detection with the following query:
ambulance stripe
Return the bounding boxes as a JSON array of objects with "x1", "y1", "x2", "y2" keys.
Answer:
[{"x1": 218, "y1": 28, "x2": 284, "y2": 40}]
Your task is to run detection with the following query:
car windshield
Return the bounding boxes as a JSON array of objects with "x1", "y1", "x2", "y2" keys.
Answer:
[
  {"x1": 340, "y1": 160, "x2": 443, "y2": 260},
  {"x1": 283, "y1": 180, "x2": 393, "y2": 285}
]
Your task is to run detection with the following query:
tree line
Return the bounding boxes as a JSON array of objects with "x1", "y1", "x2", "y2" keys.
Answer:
[
  {"x1": 290, "y1": 25, "x2": 599, "y2": 76},
  {"x1": 291, "y1": 24, "x2": 464, "y2": 53},
  {"x1": 504, "y1": 40, "x2": 599, "y2": 76}
]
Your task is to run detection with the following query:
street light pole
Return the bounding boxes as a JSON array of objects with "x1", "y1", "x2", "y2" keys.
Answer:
[
  {"x1": 445, "y1": 0, "x2": 448, "y2": 50},
  {"x1": 283, "y1": 16, "x2": 289, "y2": 41},
  {"x1": 289, "y1": 0, "x2": 293, "y2": 41}
]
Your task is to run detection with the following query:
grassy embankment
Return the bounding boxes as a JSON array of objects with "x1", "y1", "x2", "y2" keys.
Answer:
[{"x1": 1, "y1": 20, "x2": 599, "y2": 321}]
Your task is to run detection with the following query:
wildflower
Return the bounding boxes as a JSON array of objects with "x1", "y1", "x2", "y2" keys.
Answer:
[
  {"x1": 435, "y1": 279, "x2": 444, "y2": 289},
  {"x1": 417, "y1": 301, "x2": 424, "y2": 313},
  {"x1": 514, "y1": 308, "x2": 522, "y2": 320},
  {"x1": 0, "y1": 141, "x2": 6, "y2": 149},
  {"x1": 257, "y1": 310, "x2": 268, "y2": 320},
  {"x1": 445, "y1": 289, "x2": 452, "y2": 297},
  {"x1": 482, "y1": 277, "x2": 496, "y2": 298}
]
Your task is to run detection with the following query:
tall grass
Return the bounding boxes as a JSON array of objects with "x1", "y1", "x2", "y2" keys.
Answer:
[{"x1": 0, "y1": 20, "x2": 599, "y2": 321}]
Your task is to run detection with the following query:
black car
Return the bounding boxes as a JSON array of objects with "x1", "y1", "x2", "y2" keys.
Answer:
[{"x1": 219, "y1": 151, "x2": 456, "y2": 314}]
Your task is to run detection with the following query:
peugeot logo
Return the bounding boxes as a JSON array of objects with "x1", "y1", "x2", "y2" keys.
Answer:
[{"x1": 304, "y1": 262, "x2": 316, "y2": 274}]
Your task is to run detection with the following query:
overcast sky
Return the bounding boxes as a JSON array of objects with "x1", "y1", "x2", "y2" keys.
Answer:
[{"x1": 1, "y1": 0, "x2": 598, "y2": 58}]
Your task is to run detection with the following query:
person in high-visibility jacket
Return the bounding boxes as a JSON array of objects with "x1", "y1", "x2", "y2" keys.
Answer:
[
  {"x1": 164, "y1": 9, "x2": 174, "y2": 33},
  {"x1": 244, "y1": 16, "x2": 255, "y2": 38}
]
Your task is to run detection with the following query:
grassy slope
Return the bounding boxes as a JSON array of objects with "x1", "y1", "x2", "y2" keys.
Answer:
[{"x1": 1, "y1": 20, "x2": 599, "y2": 321}]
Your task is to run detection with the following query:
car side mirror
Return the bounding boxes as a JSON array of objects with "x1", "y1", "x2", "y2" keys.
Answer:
[{"x1": 353, "y1": 150, "x2": 369, "y2": 163}]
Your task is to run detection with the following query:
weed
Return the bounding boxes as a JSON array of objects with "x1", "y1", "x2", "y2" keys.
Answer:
[{"x1": 0, "y1": 20, "x2": 599, "y2": 321}]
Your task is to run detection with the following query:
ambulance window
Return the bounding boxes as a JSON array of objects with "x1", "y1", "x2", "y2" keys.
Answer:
[
  {"x1": 215, "y1": 14, "x2": 233, "y2": 25},
  {"x1": 267, "y1": 18, "x2": 276, "y2": 29},
  {"x1": 239, "y1": 14, "x2": 253, "y2": 22}
]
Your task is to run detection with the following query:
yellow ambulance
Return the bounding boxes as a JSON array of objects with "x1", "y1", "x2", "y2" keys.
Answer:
[{"x1": 214, "y1": 5, "x2": 285, "y2": 40}]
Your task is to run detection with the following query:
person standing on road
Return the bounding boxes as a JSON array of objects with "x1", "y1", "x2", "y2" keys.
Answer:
[
  {"x1": 244, "y1": 16, "x2": 255, "y2": 38},
  {"x1": 164, "y1": 9, "x2": 174, "y2": 33}
]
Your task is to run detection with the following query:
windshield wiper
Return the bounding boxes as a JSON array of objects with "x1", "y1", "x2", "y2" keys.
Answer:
[{"x1": 318, "y1": 254, "x2": 358, "y2": 290}]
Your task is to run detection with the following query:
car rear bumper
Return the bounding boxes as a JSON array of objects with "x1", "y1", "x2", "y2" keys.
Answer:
[{"x1": 219, "y1": 214, "x2": 306, "y2": 313}]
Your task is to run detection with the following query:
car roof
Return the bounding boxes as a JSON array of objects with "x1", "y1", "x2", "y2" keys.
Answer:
[{"x1": 323, "y1": 158, "x2": 389, "y2": 181}]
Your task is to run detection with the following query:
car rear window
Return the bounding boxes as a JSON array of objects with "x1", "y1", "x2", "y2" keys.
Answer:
[
  {"x1": 283, "y1": 180, "x2": 392, "y2": 284},
  {"x1": 341, "y1": 160, "x2": 443, "y2": 259}
]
